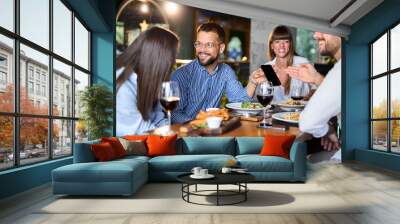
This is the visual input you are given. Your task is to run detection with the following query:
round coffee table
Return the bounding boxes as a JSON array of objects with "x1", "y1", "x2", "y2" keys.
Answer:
[{"x1": 177, "y1": 173, "x2": 255, "y2": 206}]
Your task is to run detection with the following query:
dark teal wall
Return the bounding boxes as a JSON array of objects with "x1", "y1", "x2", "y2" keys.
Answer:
[
  {"x1": 0, "y1": 158, "x2": 72, "y2": 199},
  {"x1": 344, "y1": 0, "x2": 400, "y2": 171},
  {"x1": 0, "y1": 0, "x2": 115, "y2": 200}
]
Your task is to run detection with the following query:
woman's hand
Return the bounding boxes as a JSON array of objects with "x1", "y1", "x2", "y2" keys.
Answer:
[
  {"x1": 249, "y1": 68, "x2": 266, "y2": 86},
  {"x1": 285, "y1": 64, "x2": 324, "y2": 86}
]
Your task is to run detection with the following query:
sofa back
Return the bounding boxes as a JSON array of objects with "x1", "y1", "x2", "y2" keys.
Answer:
[
  {"x1": 176, "y1": 137, "x2": 236, "y2": 155},
  {"x1": 73, "y1": 139, "x2": 100, "y2": 163},
  {"x1": 235, "y1": 137, "x2": 263, "y2": 155}
]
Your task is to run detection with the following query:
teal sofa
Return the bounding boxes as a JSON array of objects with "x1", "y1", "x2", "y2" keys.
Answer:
[{"x1": 52, "y1": 137, "x2": 306, "y2": 196}]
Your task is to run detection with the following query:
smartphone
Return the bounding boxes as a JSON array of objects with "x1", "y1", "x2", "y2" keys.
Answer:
[
  {"x1": 261, "y1": 64, "x2": 281, "y2": 86},
  {"x1": 313, "y1": 63, "x2": 333, "y2": 76}
]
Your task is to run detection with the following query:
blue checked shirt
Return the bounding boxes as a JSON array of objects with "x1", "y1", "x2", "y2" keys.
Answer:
[{"x1": 171, "y1": 59, "x2": 250, "y2": 124}]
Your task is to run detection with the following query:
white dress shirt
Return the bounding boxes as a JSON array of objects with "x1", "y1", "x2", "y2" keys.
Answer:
[
  {"x1": 116, "y1": 69, "x2": 167, "y2": 136},
  {"x1": 265, "y1": 56, "x2": 311, "y2": 102},
  {"x1": 299, "y1": 59, "x2": 341, "y2": 138}
]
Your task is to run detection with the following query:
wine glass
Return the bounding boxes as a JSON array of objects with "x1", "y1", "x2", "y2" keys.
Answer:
[
  {"x1": 290, "y1": 79, "x2": 305, "y2": 101},
  {"x1": 160, "y1": 81, "x2": 180, "y2": 133},
  {"x1": 256, "y1": 81, "x2": 274, "y2": 127}
]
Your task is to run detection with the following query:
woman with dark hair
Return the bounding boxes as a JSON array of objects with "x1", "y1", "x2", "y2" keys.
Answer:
[
  {"x1": 116, "y1": 27, "x2": 179, "y2": 135},
  {"x1": 250, "y1": 25, "x2": 310, "y2": 102}
]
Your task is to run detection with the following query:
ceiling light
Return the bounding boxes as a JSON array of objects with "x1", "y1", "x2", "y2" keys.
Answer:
[
  {"x1": 165, "y1": 1, "x2": 178, "y2": 15},
  {"x1": 140, "y1": 3, "x2": 149, "y2": 14}
]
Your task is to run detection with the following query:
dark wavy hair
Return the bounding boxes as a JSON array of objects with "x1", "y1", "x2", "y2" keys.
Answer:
[{"x1": 116, "y1": 27, "x2": 179, "y2": 121}]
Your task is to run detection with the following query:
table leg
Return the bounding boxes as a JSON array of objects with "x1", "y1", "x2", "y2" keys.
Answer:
[{"x1": 217, "y1": 184, "x2": 219, "y2": 206}]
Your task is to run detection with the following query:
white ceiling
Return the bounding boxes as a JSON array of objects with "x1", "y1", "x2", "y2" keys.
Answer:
[{"x1": 170, "y1": 0, "x2": 384, "y2": 37}]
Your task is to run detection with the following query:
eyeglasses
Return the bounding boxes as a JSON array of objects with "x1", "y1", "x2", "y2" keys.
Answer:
[{"x1": 193, "y1": 41, "x2": 219, "y2": 49}]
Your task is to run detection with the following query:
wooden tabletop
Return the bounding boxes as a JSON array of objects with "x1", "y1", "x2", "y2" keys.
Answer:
[{"x1": 171, "y1": 120, "x2": 299, "y2": 137}]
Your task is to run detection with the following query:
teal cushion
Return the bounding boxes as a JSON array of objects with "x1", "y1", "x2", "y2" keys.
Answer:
[
  {"x1": 149, "y1": 154, "x2": 235, "y2": 172},
  {"x1": 236, "y1": 155, "x2": 293, "y2": 172},
  {"x1": 177, "y1": 137, "x2": 235, "y2": 155},
  {"x1": 236, "y1": 137, "x2": 263, "y2": 155},
  {"x1": 52, "y1": 159, "x2": 147, "y2": 183}
]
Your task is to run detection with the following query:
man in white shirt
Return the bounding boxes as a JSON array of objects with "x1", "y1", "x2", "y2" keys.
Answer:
[{"x1": 285, "y1": 32, "x2": 341, "y2": 161}]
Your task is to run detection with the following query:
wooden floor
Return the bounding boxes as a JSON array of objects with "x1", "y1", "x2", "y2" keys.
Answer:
[{"x1": 1, "y1": 162, "x2": 400, "y2": 224}]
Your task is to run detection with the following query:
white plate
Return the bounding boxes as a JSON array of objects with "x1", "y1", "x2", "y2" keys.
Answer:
[
  {"x1": 225, "y1": 102, "x2": 264, "y2": 116},
  {"x1": 190, "y1": 174, "x2": 215, "y2": 179},
  {"x1": 272, "y1": 112, "x2": 300, "y2": 124}
]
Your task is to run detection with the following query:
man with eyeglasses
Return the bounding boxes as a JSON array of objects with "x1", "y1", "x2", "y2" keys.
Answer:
[{"x1": 171, "y1": 22, "x2": 263, "y2": 124}]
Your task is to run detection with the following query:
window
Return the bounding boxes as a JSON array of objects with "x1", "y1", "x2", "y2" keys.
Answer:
[
  {"x1": 371, "y1": 23, "x2": 400, "y2": 154},
  {"x1": 0, "y1": 0, "x2": 91, "y2": 170},
  {"x1": 28, "y1": 81, "x2": 34, "y2": 94}
]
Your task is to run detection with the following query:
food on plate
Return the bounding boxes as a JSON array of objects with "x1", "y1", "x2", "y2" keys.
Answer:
[
  {"x1": 285, "y1": 99, "x2": 303, "y2": 105},
  {"x1": 195, "y1": 108, "x2": 229, "y2": 121},
  {"x1": 241, "y1": 101, "x2": 263, "y2": 109},
  {"x1": 282, "y1": 112, "x2": 300, "y2": 121},
  {"x1": 189, "y1": 108, "x2": 229, "y2": 128}
]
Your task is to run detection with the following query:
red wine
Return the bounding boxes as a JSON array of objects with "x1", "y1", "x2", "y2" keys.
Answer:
[
  {"x1": 160, "y1": 97, "x2": 180, "y2": 111},
  {"x1": 291, "y1": 96, "x2": 304, "y2": 101},
  {"x1": 256, "y1": 95, "x2": 273, "y2": 107}
]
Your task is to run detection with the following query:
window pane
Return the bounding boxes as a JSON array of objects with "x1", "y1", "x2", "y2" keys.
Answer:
[
  {"x1": 391, "y1": 120, "x2": 400, "y2": 153},
  {"x1": 0, "y1": 116, "x2": 14, "y2": 170},
  {"x1": 372, "y1": 77, "x2": 387, "y2": 119},
  {"x1": 0, "y1": 35, "x2": 14, "y2": 112},
  {"x1": 75, "y1": 120, "x2": 88, "y2": 143},
  {"x1": 20, "y1": 0, "x2": 49, "y2": 49},
  {"x1": 53, "y1": 0, "x2": 72, "y2": 60},
  {"x1": 20, "y1": 117, "x2": 49, "y2": 165},
  {"x1": 372, "y1": 33, "x2": 387, "y2": 76},
  {"x1": 53, "y1": 119, "x2": 72, "y2": 158},
  {"x1": 372, "y1": 121, "x2": 388, "y2": 151},
  {"x1": 75, "y1": 18, "x2": 89, "y2": 70},
  {"x1": 391, "y1": 72, "x2": 400, "y2": 118},
  {"x1": 0, "y1": 0, "x2": 14, "y2": 31},
  {"x1": 20, "y1": 44, "x2": 49, "y2": 115},
  {"x1": 391, "y1": 24, "x2": 400, "y2": 70},
  {"x1": 74, "y1": 69, "x2": 89, "y2": 118},
  {"x1": 53, "y1": 59, "x2": 72, "y2": 117}
]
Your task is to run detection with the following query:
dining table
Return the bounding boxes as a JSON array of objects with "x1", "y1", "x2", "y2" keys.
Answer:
[{"x1": 171, "y1": 119, "x2": 299, "y2": 137}]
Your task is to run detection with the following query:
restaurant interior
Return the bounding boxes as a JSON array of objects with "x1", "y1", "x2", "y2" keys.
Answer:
[{"x1": 0, "y1": 0, "x2": 400, "y2": 223}]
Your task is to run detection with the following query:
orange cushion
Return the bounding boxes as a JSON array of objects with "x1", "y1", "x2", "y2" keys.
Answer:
[
  {"x1": 146, "y1": 134, "x2": 177, "y2": 157},
  {"x1": 259, "y1": 134, "x2": 296, "y2": 159},
  {"x1": 124, "y1": 135, "x2": 148, "y2": 141},
  {"x1": 101, "y1": 137, "x2": 126, "y2": 158},
  {"x1": 91, "y1": 142, "x2": 117, "y2": 161}
]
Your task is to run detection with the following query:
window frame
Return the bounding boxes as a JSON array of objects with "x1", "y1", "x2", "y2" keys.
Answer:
[
  {"x1": 0, "y1": 0, "x2": 92, "y2": 171},
  {"x1": 370, "y1": 20, "x2": 400, "y2": 154}
]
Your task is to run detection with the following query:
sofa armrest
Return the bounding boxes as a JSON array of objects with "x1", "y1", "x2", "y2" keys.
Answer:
[
  {"x1": 289, "y1": 141, "x2": 307, "y2": 181},
  {"x1": 73, "y1": 140, "x2": 100, "y2": 163}
]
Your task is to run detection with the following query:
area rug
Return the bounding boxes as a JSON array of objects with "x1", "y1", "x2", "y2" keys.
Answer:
[{"x1": 37, "y1": 183, "x2": 361, "y2": 214}]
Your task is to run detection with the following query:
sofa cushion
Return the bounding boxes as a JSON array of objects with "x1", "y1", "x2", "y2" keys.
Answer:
[
  {"x1": 91, "y1": 142, "x2": 118, "y2": 161},
  {"x1": 236, "y1": 155, "x2": 293, "y2": 172},
  {"x1": 177, "y1": 137, "x2": 235, "y2": 155},
  {"x1": 148, "y1": 154, "x2": 235, "y2": 172},
  {"x1": 260, "y1": 134, "x2": 296, "y2": 159},
  {"x1": 118, "y1": 138, "x2": 147, "y2": 156},
  {"x1": 147, "y1": 134, "x2": 177, "y2": 157},
  {"x1": 101, "y1": 137, "x2": 127, "y2": 158},
  {"x1": 52, "y1": 159, "x2": 147, "y2": 183},
  {"x1": 236, "y1": 137, "x2": 263, "y2": 155}
]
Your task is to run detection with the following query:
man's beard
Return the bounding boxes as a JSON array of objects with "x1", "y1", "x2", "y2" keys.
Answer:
[{"x1": 197, "y1": 53, "x2": 218, "y2": 66}]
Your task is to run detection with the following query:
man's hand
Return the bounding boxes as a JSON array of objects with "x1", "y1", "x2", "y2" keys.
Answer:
[
  {"x1": 321, "y1": 126, "x2": 340, "y2": 151},
  {"x1": 285, "y1": 64, "x2": 324, "y2": 86}
]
